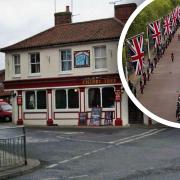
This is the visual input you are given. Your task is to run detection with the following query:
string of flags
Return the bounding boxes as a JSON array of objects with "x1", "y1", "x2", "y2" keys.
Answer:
[{"x1": 126, "y1": 6, "x2": 180, "y2": 75}]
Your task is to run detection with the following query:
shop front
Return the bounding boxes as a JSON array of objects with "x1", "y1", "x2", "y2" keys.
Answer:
[{"x1": 5, "y1": 73, "x2": 124, "y2": 126}]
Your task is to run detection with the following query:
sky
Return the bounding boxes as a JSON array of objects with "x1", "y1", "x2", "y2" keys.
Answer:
[{"x1": 0, "y1": 0, "x2": 145, "y2": 70}]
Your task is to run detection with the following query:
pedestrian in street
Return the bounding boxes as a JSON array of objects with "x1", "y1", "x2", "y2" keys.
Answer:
[
  {"x1": 150, "y1": 62, "x2": 154, "y2": 74},
  {"x1": 148, "y1": 59, "x2": 151, "y2": 68},
  {"x1": 147, "y1": 68, "x2": 150, "y2": 81},
  {"x1": 128, "y1": 80, "x2": 133, "y2": 91},
  {"x1": 171, "y1": 52, "x2": 174, "y2": 62},
  {"x1": 154, "y1": 57, "x2": 157, "y2": 68},
  {"x1": 143, "y1": 72, "x2": 146, "y2": 86},
  {"x1": 140, "y1": 79, "x2": 144, "y2": 94}
]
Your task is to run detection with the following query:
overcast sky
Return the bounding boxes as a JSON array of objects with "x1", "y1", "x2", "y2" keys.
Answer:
[{"x1": 0, "y1": 0, "x2": 145, "y2": 70}]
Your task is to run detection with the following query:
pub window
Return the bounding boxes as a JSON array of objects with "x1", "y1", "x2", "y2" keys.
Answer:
[
  {"x1": 88, "y1": 88, "x2": 101, "y2": 108},
  {"x1": 25, "y1": 90, "x2": 46, "y2": 110},
  {"x1": 37, "y1": 91, "x2": 47, "y2": 109},
  {"x1": 94, "y1": 46, "x2": 107, "y2": 69},
  {"x1": 13, "y1": 54, "x2": 21, "y2": 75},
  {"x1": 26, "y1": 91, "x2": 35, "y2": 109},
  {"x1": 55, "y1": 90, "x2": 67, "y2": 109},
  {"x1": 60, "y1": 50, "x2": 72, "y2": 71},
  {"x1": 68, "y1": 89, "x2": 79, "y2": 108},
  {"x1": 30, "y1": 53, "x2": 40, "y2": 74},
  {"x1": 102, "y1": 87, "x2": 115, "y2": 108}
]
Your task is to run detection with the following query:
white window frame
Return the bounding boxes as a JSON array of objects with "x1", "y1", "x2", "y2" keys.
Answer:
[
  {"x1": 59, "y1": 49, "x2": 72, "y2": 74},
  {"x1": 54, "y1": 88, "x2": 80, "y2": 112},
  {"x1": 86, "y1": 86, "x2": 115, "y2": 111},
  {"x1": 93, "y1": 45, "x2": 107, "y2": 72},
  {"x1": 29, "y1": 52, "x2": 41, "y2": 76},
  {"x1": 24, "y1": 90, "x2": 47, "y2": 112},
  {"x1": 12, "y1": 54, "x2": 21, "y2": 77}
]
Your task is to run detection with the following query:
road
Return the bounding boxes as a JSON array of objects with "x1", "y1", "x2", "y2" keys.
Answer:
[
  {"x1": 7, "y1": 126, "x2": 180, "y2": 180},
  {"x1": 138, "y1": 29, "x2": 180, "y2": 122}
]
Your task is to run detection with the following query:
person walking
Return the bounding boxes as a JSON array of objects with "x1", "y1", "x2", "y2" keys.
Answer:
[
  {"x1": 147, "y1": 68, "x2": 150, "y2": 81},
  {"x1": 143, "y1": 72, "x2": 147, "y2": 86},
  {"x1": 140, "y1": 79, "x2": 144, "y2": 94},
  {"x1": 154, "y1": 57, "x2": 157, "y2": 68},
  {"x1": 171, "y1": 52, "x2": 174, "y2": 62},
  {"x1": 150, "y1": 62, "x2": 154, "y2": 74}
]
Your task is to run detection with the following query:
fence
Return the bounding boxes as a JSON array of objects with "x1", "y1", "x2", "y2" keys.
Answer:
[{"x1": 0, "y1": 126, "x2": 27, "y2": 171}]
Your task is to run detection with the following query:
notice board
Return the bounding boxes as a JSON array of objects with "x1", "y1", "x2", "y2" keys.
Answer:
[
  {"x1": 90, "y1": 107, "x2": 102, "y2": 126},
  {"x1": 78, "y1": 112, "x2": 88, "y2": 126}
]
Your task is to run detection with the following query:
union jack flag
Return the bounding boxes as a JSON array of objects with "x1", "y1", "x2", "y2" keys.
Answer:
[
  {"x1": 149, "y1": 20, "x2": 161, "y2": 48},
  {"x1": 163, "y1": 15, "x2": 172, "y2": 35},
  {"x1": 171, "y1": 9, "x2": 177, "y2": 27},
  {"x1": 126, "y1": 34, "x2": 144, "y2": 75}
]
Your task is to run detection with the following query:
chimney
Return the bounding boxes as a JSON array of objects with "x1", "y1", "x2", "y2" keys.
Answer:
[
  {"x1": 114, "y1": 3, "x2": 137, "y2": 23},
  {"x1": 54, "y1": 6, "x2": 72, "y2": 26}
]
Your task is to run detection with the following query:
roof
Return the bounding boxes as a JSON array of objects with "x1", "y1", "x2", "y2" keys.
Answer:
[{"x1": 1, "y1": 18, "x2": 124, "y2": 52}]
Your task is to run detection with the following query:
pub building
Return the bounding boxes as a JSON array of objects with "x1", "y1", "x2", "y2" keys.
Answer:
[{"x1": 1, "y1": 3, "x2": 149, "y2": 126}]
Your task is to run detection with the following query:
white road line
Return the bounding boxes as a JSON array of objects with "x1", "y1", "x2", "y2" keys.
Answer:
[
  {"x1": 59, "y1": 159, "x2": 70, "y2": 164},
  {"x1": 68, "y1": 175, "x2": 88, "y2": 179},
  {"x1": 46, "y1": 164, "x2": 58, "y2": 169},
  {"x1": 116, "y1": 129, "x2": 166, "y2": 145},
  {"x1": 110, "y1": 129, "x2": 158, "y2": 143},
  {"x1": 70, "y1": 155, "x2": 82, "y2": 160},
  {"x1": 47, "y1": 128, "x2": 166, "y2": 168},
  {"x1": 56, "y1": 136, "x2": 110, "y2": 144},
  {"x1": 83, "y1": 152, "x2": 91, "y2": 156}
]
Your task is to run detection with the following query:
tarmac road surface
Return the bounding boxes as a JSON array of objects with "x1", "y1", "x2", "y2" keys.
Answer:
[{"x1": 7, "y1": 126, "x2": 180, "y2": 180}]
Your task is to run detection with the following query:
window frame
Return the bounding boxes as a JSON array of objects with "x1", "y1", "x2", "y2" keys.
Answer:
[
  {"x1": 24, "y1": 90, "x2": 47, "y2": 112},
  {"x1": 29, "y1": 52, "x2": 41, "y2": 76},
  {"x1": 93, "y1": 45, "x2": 107, "y2": 71},
  {"x1": 12, "y1": 54, "x2": 21, "y2": 76},
  {"x1": 54, "y1": 88, "x2": 80, "y2": 112},
  {"x1": 59, "y1": 49, "x2": 72, "y2": 73},
  {"x1": 86, "y1": 86, "x2": 115, "y2": 111}
]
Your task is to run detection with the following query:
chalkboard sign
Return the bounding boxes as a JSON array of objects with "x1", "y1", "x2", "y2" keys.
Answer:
[
  {"x1": 104, "y1": 111, "x2": 113, "y2": 126},
  {"x1": 90, "y1": 107, "x2": 102, "y2": 126},
  {"x1": 78, "y1": 112, "x2": 88, "y2": 126}
]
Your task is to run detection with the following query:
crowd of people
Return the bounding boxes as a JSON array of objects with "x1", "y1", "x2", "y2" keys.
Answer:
[{"x1": 128, "y1": 24, "x2": 178, "y2": 97}]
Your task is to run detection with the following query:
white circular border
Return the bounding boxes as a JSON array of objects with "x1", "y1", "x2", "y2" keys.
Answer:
[{"x1": 118, "y1": 0, "x2": 180, "y2": 128}]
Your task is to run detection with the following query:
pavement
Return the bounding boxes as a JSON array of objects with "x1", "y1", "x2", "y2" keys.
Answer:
[
  {"x1": 0, "y1": 159, "x2": 40, "y2": 180},
  {"x1": 138, "y1": 29, "x2": 180, "y2": 122}
]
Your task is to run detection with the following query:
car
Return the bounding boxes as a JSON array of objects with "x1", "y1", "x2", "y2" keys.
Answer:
[{"x1": 0, "y1": 100, "x2": 12, "y2": 122}]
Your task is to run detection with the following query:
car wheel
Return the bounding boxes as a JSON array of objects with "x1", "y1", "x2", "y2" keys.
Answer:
[{"x1": 4, "y1": 116, "x2": 11, "y2": 122}]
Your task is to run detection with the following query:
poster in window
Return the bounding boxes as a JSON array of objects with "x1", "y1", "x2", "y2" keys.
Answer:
[
  {"x1": 74, "y1": 50, "x2": 90, "y2": 68},
  {"x1": 90, "y1": 107, "x2": 102, "y2": 126}
]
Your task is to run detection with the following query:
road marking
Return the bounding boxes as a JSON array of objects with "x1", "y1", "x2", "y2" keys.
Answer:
[
  {"x1": 46, "y1": 164, "x2": 58, "y2": 169},
  {"x1": 68, "y1": 175, "x2": 88, "y2": 179},
  {"x1": 110, "y1": 129, "x2": 158, "y2": 144},
  {"x1": 83, "y1": 152, "x2": 91, "y2": 156},
  {"x1": 115, "y1": 129, "x2": 166, "y2": 145},
  {"x1": 59, "y1": 159, "x2": 70, "y2": 164},
  {"x1": 47, "y1": 128, "x2": 166, "y2": 168},
  {"x1": 70, "y1": 155, "x2": 82, "y2": 160},
  {"x1": 56, "y1": 136, "x2": 110, "y2": 144}
]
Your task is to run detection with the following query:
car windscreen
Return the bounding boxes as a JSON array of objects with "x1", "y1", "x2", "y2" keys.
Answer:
[{"x1": 1, "y1": 104, "x2": 12, "y2": 111}]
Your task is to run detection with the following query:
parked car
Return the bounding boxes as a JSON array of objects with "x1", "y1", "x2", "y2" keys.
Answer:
[{"x1": 0, "y1": 100, "x2": 12, "y2": 122}]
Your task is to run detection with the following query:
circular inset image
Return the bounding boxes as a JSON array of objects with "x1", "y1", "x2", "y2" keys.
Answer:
[{"x1": 118, "y1": 0, "x2": 180, "y2": 128}]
